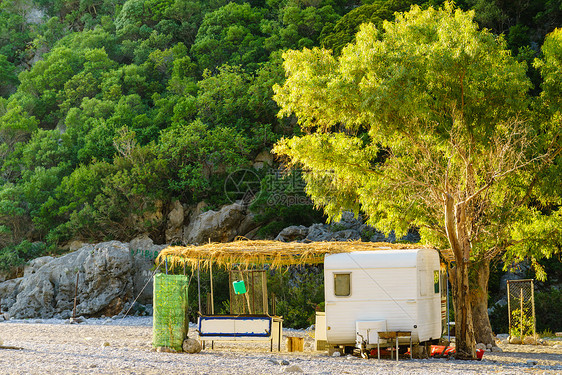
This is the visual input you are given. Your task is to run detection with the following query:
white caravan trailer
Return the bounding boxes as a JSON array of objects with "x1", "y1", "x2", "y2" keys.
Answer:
[{"x1": 321, "y1": 249, "x2": 443, "y2": 354}]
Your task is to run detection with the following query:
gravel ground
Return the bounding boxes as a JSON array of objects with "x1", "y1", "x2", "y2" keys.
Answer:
[{"x1": 1, "y1": 317, "x2": 562, "y2": 374}]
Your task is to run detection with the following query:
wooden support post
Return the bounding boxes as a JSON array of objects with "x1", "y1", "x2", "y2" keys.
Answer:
[
  {"x1": 507, "y1": 282, "x2": 512, "y2": 338},
  {"x1": 72, "y1": 272, "x2": 79, "y2": 319},
  {"x1": 520, "y1": 288, "x2": 524, "y2": 338},
  {"x1": 210, "y1": 265, "x2": 214, "y2": 315},
  {"x1": 531, "y1": 280, "x2": 536, "y2": 341},
  {"x1": 197, "y1": 261, "x2": 202, "y2": 314}
]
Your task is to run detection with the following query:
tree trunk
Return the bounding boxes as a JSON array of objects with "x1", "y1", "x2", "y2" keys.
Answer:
[
  {"x1": 444, "y1": 194, "x2": 476, "y2": 359},
  {"x1": 451, "y1": 259, "x2": 476, "y2": 359},
  {"x1": 470, "y1": 258, "x2": 496, "y2": 347}
]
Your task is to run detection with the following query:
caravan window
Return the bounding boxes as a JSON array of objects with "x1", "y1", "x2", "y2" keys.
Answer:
[
  {"x1": 434, "y1": 270, "x2": 440, "y2": 294},
  {"x1": 334, "y1": 273, "x2": 351, "y2": 297}
]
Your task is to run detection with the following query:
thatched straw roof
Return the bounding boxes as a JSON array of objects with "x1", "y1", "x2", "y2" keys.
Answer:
[{"x1": 156, "y1": 239, "x2": 427, "y2": 270}]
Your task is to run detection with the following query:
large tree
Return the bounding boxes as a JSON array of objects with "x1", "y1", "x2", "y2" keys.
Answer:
[{"x1": 272, "y1": 3, "x2": 561, "y2": 359}]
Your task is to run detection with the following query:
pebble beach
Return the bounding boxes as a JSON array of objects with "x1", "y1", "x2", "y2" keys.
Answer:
[{"x1": 1, "y1": 317, "x2": 562, "y2": 374}]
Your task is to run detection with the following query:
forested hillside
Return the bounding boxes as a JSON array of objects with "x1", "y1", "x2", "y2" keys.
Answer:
[{"x1": 0, "y1": 0, "x2": 561, "y2": 271}]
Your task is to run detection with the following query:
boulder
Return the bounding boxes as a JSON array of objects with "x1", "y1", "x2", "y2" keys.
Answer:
[
  {"x1": 183, "y1": 203, "x2": 249, "y2": 244},
  {"x1": 253, "y1": 150, "x2": 274, "y2": 170},
  {"x1": 182, "y1": 338, "x2": 202, "y2": 353},
  {"x1": 509, "y1": 337, "x2": 523, "y2": 345},
  {"x1": 523, "y1": 336, "x2": 536, "y2": 345},
  {"x1": 275, "y1": 226, "x2": 309, "y2": 242},
  {"x1": 0, "y1": 278, "x2": 22, "y2": 313},
  {"x1": 129, "y1": 235, "x2": 166, "y2": 304},
  {"x1": 3, "y1": 241, "x2": 135, "y2": 319},
  {"x1": 334, "y1": 211, "x2": 363, "y2": 230},
  {"x1": 329, "y1": 229, "x2": 361, "y2": 241},
  {"x1": 305, "y1": 224, "x2": 332, "y2": 241},
  {"x1": 23, "y1": 256, "x2": 54, "y2": 277},
  {"x1": 305, "y1": 224, "x2": 362, "y2": 242},
  {"x1": 165, "y1": 200, "x2": 185, "y2": 244},
  {"x1": 237, "y1": 211, "x2": 258, "y2": 237}
]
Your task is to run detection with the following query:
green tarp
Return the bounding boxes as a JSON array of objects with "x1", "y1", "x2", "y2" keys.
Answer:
[{"x1": 152, "y1": 274, "x2": 188, "y2": 351}]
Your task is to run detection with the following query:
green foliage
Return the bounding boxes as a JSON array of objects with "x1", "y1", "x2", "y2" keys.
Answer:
[
  {"x1": 0, "y1": 241, "x2": 53, "y2": 271},
  {"x1": 158, "y1": 119, "x2": 250, "y2": 201},
  {"x1": 268, "y1": 266, "x2": 324, "y2": 328},
  {"x1": 0, "y1": 54, "x2": 18, "y2": 97},
  {"x1": 250, "y1": 170, "x2": 325, "y2": 238},
  {"x1": 191, "y1": 2, "x2": 268, "y2": 72},
  {"x1": 320, "y1": 0, "x2": 416, "y2": 54},
  {"x1": 509, "y1": 306, "x2": 534, "y2": 338},
  {"x1": 535, "y1": 288, "x2": 562, "y2": 333}
]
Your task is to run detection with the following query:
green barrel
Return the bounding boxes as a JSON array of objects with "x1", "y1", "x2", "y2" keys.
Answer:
[{"x1": 152, "y1": 274, "x2": 189, "y2": 351}]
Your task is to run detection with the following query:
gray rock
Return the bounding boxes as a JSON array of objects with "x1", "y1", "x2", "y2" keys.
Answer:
[
  {"x1": 526, "y1": 360, "x2": 538, "y2": 366},
  {"x1": 306, "y1": 224, "x2": 332, "y2": 241},
  {"x1": 237, "y1": 211, "x2": 258, "y2": 237},
  {"x1": 305, "y1": 223, "x2": 362, "y2": 242},
  {"x1": 476, "y1": 343, "x2": 486, "y2": 350},
  {"x1": 332, "y1": 351, "x2": 341, "y2": 357},
  {"x1": 69, "y1": 316, "x2": 85, "y2": 324},
  {"x1": 182, "y1": 338, "x2": 202, "y2": 354},
  {"x1": 499, "y1": 262, "x2": 530, "y2": 292},
  {"x1": 23, "y1": 256, "x2": 54, "y2": 277},
  {"x1": 268, "y1": 359, "x2": 279, "y2": 365},
  {"x1": 253, "y1": 150, "x2": 274, "y2": 170},
  {"x1": 275, "y1": 226, "x2": 309, "y2": 242},
  {"x1": 183, "y1": 203, "x2": 248, "y2": 244},
  {"x1": 280, "y1": 360, "x2": 290, "y2": 365},
  {"x1": 486, "y1": 343, "x2": 493, "y2": 349},
  {"x1": 284, "y1": 365, "x2": 303, "y2": 373},
  {"x1": 330, "y1": 229, "x2": 361, "y2": 241},
  {"x1": 165, "y1": 200, "x2": 185, "y2": 244},
  {"x1": 129, "y1": 236, "x2": 166, "y2": 304},
  {"x1": 2, "y1": 241, "x2": 136, "y2": 319},
  {"x1": 369, "y1": 229, "x2": 419, "y2": 243},
  {"x1": 523, "y1": 336, "x2": 536, "y2": 345},
  {"x1": 491, "y1": 346, "x2": 503, "y2": 352},
  {"x1": 0, "y1": 278, "x2": 22, "y2": 312}
]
